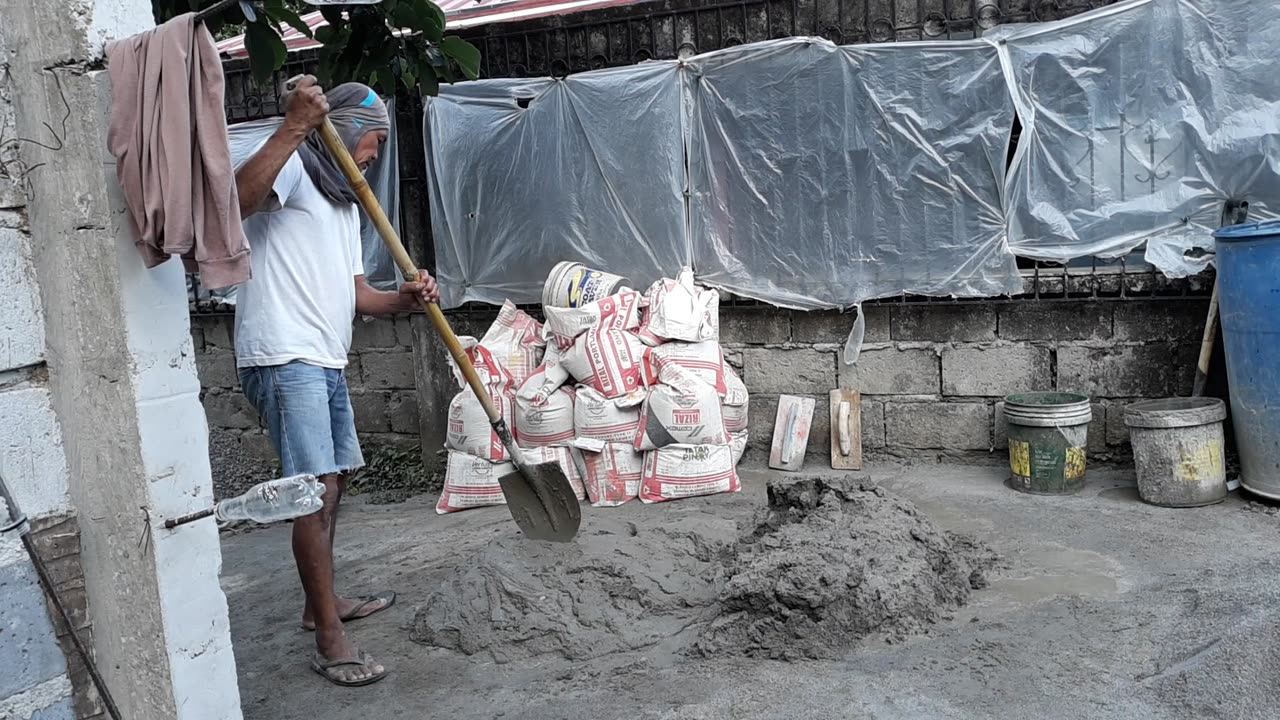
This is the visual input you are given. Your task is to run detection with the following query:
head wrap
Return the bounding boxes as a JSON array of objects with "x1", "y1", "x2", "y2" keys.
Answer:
[{"x1": 298, "y1": 83, "x2": 390, "y2": 204}]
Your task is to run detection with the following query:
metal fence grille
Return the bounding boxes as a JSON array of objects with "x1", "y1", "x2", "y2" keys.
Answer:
[{"x1": 205, "y1": 0, "x2": 1210, "y2": 316}]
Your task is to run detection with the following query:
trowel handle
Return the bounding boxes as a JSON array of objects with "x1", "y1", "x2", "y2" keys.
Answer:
[
  {"x1": 309, "y1": 114, "x2": 503, "y2": 425},
  {"x1": 837, "y1": 402, "x2": 852, "y2": 456}
]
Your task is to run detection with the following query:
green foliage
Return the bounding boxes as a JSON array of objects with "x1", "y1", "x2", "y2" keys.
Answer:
[{"x1": 153, "y1": 0, "x2": 481, "y2": 95}]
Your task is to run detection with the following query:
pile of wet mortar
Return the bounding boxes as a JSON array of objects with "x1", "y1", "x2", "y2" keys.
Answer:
[{"x1": 411, "y1": 477, "x2": 996, "y2": 663}]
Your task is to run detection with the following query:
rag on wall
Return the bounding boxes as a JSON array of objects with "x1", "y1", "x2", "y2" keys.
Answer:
[{"x1": 106, "y1": 13, "x2": 250, "y2": 290}]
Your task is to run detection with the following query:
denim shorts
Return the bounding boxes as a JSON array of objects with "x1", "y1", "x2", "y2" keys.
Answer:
[{"x1": 239, "y1": 361, "x2": 365, "y2": 478}]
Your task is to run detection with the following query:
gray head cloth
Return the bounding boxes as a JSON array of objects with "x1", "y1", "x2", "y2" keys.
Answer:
[{"x1": 298, "y1": 83, "x2": 390, "y2": 204}]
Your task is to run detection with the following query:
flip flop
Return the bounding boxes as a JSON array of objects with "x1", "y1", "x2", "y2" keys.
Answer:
[
  {"x1": 302, "y1": 591, "x2": 397, "y2": 631},
  {"x1": 311, "y1": 650, "x2": 388, "y2": 687}
]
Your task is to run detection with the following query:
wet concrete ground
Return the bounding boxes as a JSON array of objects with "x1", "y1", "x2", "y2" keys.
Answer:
[{"x1": 220, "y1": 462, "x2": 1280, "y2": 720}]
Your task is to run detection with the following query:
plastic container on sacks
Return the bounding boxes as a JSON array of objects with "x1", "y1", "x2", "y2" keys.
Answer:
[
  {"x1": 542, "y1": 261, "x2": 630, "y2": 308},
  {"x1": 1213, "y1": 220, "x2": 1280, "y2": 500},
  {"x1": 1124, "y1": 398, "x2": 1228, "y2": 508},
  {"x1": 1003, "y1": 392, "x2": 1092, "y2": 495}
]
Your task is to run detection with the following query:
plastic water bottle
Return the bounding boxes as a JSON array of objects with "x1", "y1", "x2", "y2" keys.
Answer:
[{"x1": 215, "y1": 475, "x2": 325, "y2": 524}]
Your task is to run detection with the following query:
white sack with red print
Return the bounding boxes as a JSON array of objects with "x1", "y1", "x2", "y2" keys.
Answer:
[
  {"x1": 514, "y1": 371, "x2": 576, "y2": 448},
  {"x1": 542, "y1": 291, "x2": 642, "y2": 350},
  {"x1": 721, "y1": 366, "x2": 749, "y2": 435},
  {"x1": 446, "y1": 389, "x2": 514, "y2": 462},
  {"x1": 559, "y1": 327, "x2": 648, "y2": 399},
  {"x1": 640, "y1": 443, "x2": 741, "y2": 503},
  {"x1": 573, "y1": 438, "x2": 644, "y2": 507},
  {"x1": 522, "y1": 445, "x2": 587, "y2": 501},
  {"x1": 574, "y1": 386, "x2": 643, "y2": 443},
  {"x1": 634, "y1": 382, "x2": 727, "y2": 451},
  {"x1": 645, "y1": 340, "x2": 727, "y2": 395},
  {"x1": 435, "y1": 451, "x2": 513, "y2": 514},
  {"x1": 479, "y1": 301, "x2": 546, "y2": 386},
  {"x1": 636, "y1": 269, "x2": 720, "y2": 346}
]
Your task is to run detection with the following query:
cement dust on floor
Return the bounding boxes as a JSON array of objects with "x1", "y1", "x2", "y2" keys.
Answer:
[{"x1": 219, "y1": 463, "x2": 1280, "y2": 720}]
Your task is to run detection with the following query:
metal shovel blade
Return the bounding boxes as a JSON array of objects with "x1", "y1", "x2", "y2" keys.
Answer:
[{"x1": 497, "y1": 459, "x2": 581, "y2": 542}]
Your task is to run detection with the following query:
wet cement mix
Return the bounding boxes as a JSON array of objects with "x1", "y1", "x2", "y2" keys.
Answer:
[{"x1": 411, "y1": 477, "x2": 997, "y2": 664}]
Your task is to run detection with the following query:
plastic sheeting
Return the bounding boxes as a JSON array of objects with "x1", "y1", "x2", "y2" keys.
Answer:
[
  {"x1": 217, "y1": 101, "x2": 403, "y2": 303},
  {"x1": 425, "y1": 63, "x2": 688, "y2": 308},
  {"x1": 687, "y1": 38, "x2": 1021, "y2": 309},
  {"x1": 993, "y1": 0, "x2": 1280, "y2": 276}
]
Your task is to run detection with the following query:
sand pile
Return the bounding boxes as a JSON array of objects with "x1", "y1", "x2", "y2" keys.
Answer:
[{"x1": 411, "y1": 477, "x2": 995, "y2": 662}]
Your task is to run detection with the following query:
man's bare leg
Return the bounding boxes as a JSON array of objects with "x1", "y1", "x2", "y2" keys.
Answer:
[
  {"x1": 301, "y1": 473, "x2": 392, "y2": 630},
  {"x1": 294, "y1": 473, "x2": 382, "y2": 682}
]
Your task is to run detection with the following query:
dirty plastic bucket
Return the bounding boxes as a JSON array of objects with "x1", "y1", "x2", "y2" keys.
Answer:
[
  {"x1": 1213, "y1": 220, "x2": 1280, "y2": 500},
  {"x1": 542, "y1": 261, "x2": 630, "y2": 309},
  {"x1": 1004, "y1": 392, "x2": 1092, "y2": 495},
  {"x1": 1124, "y1": 398, "x2": 1228, "y2": 508}
]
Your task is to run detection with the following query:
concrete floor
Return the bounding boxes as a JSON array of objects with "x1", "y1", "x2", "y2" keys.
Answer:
[{"x1": 220, "y1": 462, "x2": 1280, "y2": 720}]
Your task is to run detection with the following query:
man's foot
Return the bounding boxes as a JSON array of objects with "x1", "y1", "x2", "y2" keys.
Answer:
[
  {"x1": 302, "y1": 591, "x2": 396, "y2": 631},
  {"x1": 311, "y1": 628, "x2": 387, "y2": 687}
]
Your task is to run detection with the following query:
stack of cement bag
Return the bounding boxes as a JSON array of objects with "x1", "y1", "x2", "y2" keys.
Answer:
[
  {"x1": 436, "y1": 269, "x2": 748, "y2": 513},
  {"x1": 525, "y1": 268, "x2": 748, "y2": 507},
  {"x1": 435, "y1": 302, "x2": 586, "y2": 514}
]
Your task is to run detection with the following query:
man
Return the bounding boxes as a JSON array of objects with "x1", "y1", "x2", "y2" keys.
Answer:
[{"x1": 234, "y1": 76, "x2": 438, "y2": 687}]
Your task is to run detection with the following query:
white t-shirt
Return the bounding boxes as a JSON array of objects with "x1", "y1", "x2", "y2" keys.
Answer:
[{"x1": 235, "y1": 152, "x2": 363, "y2": 369}]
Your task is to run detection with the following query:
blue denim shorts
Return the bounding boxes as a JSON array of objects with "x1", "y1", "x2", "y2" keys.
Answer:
[{"x1": 239, "y1": 361, "x2": 365, "y2": 477}]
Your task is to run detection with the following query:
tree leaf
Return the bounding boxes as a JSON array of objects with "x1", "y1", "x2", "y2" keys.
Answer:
[
  {"x1": 440, "y1": 35, "x2": 481, "y2": 80},
  {"x1": 270, "y1": 4, "x2": 314, "y2": 38},
  {"x1": 244, "y1": 21, "x2": 287, "y2": 83},
  {"x1": 419, "y1": 70, "x2": 439, "y2": 97}
]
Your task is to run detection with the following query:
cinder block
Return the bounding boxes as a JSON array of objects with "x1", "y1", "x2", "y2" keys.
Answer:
[
  {"x1": 1113, "y1": 301, "x2": 1209, "y2": 342},
  {"x1": 1057, "y1": 344, "x2": 1181, "y2": 398},
  {"x1": 719, "y1": 307, "x2": 791, "y2": 345},
  {"x1": 0, "y1": 556, "x2": 68, "y2": 698},
  {"x1": 344, "y1": 355, "x2": 363, "y2": 390},
  {"x1": 998, "y1": 302, "x2": 1112, "y2": 341},
  {"x1": 351, "y1": 318, "x2": 399, "y2": 350},
  {"x1": 942, "y1": 345, "x2": 1052, "y2": 397},
  {"x1": 885, "y1": 401, "x2": 991, "y2": 450},
  {"x1": 893, "y1": 305, "x2": 996, "y2": 342},
  {"x1": 395, "y1": 316, "x2": 417, "y2": 347},
  {"x1": 994, "y1": 400, "x2": 1007, "y2": 448},
  {"x1": 1105, "y1": 399, "x2": 1137, "y2": 447},
  {"x1": 197, "y1": 316, "x2": 234, "y2": 349},
  {"x1": 722, "y1": 348, "x2": 744, "y2": 372},
  {"x1": 350, "y1": 391, "x2": 391, "y2": 433},
  {"x1": 861, "y1": 397, "x2": 885, "y2": 449},
  {"x1": 743, "y1": 348, "x2": 835, "y2": 395},
  {"x1": 389, "y1": 392, "x2": 420, "y2": 435},
  {"x1": 361, "y1": 351, "x2": 417, "y2": 390},
  {"x1": 791, "y1": 306, "x2": 890, "y2": 344},
  {"x1": 201, "y1": 390, "x2": 258, "y2": 430},
  {"x1": 839, "y1": 346, "x2": 939, "y2": 395},
  {"x1": 809, "y1": 396, "x2": 830, "y2": 458},
  {"x1": 746, "y1": 395, "x2": 778, "y2": 450},
  {"x1": 190, "y1": 327, "x2": 205, "y2": 352},
  {"x1": 195, "y1": 350, "x2": 239, "y2": 390}
]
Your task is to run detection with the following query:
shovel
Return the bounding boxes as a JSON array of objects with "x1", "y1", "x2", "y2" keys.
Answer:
[{"x1": 298, "y1": 88, "x2": 581, "y2": 542}]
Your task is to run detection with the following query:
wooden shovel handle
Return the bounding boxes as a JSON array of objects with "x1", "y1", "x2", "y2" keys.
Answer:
[{"x1": 314, "y1": 119, "x2": 503, "y2": 423}]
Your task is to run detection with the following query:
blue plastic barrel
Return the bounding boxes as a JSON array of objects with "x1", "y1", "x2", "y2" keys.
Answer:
[{"x1": 1213, "y1": 219, "x2": 1280, "y2": 499}]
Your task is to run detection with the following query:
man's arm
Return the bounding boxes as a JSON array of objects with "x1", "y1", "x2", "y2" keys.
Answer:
[
  {"x1": 235, "y1": 75, "x2": 329, "y2": 218},
  {"x1": 354, "y1": 272, "x2": 441, "y2": 317}
]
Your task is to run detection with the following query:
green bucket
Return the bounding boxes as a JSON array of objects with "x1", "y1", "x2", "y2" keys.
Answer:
[{"x1": 1004, "y1": 392, "x2": 1092, "y2": 495}]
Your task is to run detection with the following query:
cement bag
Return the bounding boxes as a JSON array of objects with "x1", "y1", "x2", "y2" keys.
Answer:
[
  {"x1": 559, "y1": 327, "x2": 648, "y2": 398},
  {"x1": 543, "y1": 290, "x2": 642, "y2": 350},
  {"x1": 635, "y1": 382, "x2": 728, "y2": 451},
  {"x1": 435, "y1": 451, "x2": 513, "y2": 514},
  {"x1": 447, "y1": 337, "x2": 517, "y2": 394},
  {"x1": 523, "y1": 446, "x2": 586, "y2": 501},
  {"x1": 574, "y1": 386, "x2": 643, "y2": 443},
  {"x1": 573, "y1": 438, "x2": 643, "y2": 507},
  {"x1": 480, "y1": 300, "x2": 546, "y2": 386},
  {"x1": 730, "y1": 432, "x2": 748, "y2": 466},
  {"x1": 446, "y1": 389, "x2": 514, "y2": 462},
  {"x1": 640, "y1": 444, "x2": 741, "y2": 503},
  {"x1": 721, "y1": 367, "x2": 749, "y2": 435},
  {"x1": 514, "y1": 372, "x2": 576, "y2": 448},
  {"x1": 645, "y1": 340, "x2": 727, "y2": 395},
  {"x1": 636, "y1": 268, "x2": 720, "y2": 346}
]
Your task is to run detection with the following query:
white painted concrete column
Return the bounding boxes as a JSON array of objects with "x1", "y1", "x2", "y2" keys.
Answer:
[{"x1": 0, "y1": 0, "x2": 243, "y2": 717}]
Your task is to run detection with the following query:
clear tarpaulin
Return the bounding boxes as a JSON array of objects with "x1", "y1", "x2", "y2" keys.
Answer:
[
  {"x1": 687, "y1": 38, "x2": 1021, "y2": 309},
  {"x1": 425, "y1": 63, "x2": 688, "y2": 308},
  {"x1": 993, "y1": 0, "x2": 1280, "y2": 276}
]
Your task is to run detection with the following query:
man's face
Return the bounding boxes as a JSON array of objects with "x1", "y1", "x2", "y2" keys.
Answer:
[{"x1": 353, "y1": 129, "x2": 388, "y2": 172}]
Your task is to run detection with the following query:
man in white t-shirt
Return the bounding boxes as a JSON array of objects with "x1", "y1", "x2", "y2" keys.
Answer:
[{"x1": 234, "y1": 76, "x2": 438, "y2": 687}]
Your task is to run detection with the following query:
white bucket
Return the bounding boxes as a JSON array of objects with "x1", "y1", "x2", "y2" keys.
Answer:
[{"x1": 542, "y1": 261, "x2": 630, "y2": 309}]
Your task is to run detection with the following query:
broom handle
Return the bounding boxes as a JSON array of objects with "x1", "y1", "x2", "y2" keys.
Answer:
[{"x1": 315, "y1": 119, "x2": 503, "y2": 424}]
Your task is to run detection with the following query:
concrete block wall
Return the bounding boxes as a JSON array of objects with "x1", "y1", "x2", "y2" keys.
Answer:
[
  {"x1": 192, "y1": 315, "x2": 422, "y2": 471},
  {"x1": 727, "y1": 299, "x2": 1208, "y2": 463}
]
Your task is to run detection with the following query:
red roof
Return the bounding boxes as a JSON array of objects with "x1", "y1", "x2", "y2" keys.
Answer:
[{"x1": 217, "y1": 0, "x2": 645, "y2": 58}]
